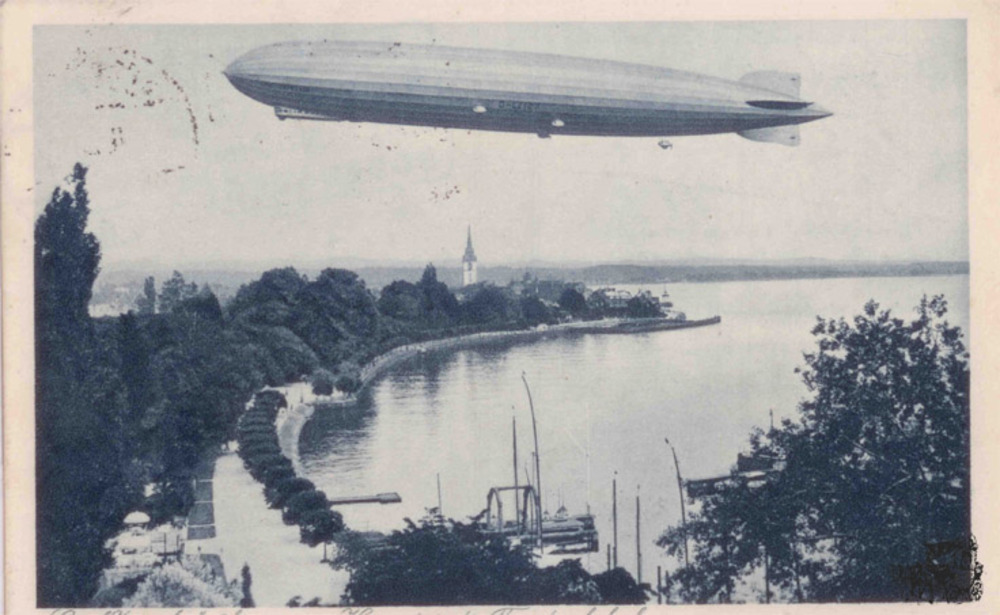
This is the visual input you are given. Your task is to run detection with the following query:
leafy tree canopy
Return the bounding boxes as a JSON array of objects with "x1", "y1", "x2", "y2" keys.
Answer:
[
  {"x1": 311, "y1": 368, "x2": 335, "y2": 396},
  {"x1": 334, "y1": 518, "x2": 644, "y2": 606},
  {"x1": 159, "y1": 271, "x2": 199, "y2": 313},
  {"x1": 558, "y1": 287, "x2": 588, "y2": 317},
  {"x1": 36, "y1": 164, "x2": 145, "y2": 606},
  {"x1": 658, "y1": 296, "x2": 970, "y2": 603},
  {"x1": 123, "y1": 558, "x2": 241, "y2": 608}
]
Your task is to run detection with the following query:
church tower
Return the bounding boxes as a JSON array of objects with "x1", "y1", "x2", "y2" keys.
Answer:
[{"x1": 462, "y1": 225, "x2": 478, "y2": 286}]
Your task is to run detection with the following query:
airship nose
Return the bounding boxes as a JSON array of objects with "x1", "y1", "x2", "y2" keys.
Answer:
[{"x1": 223, "y1": 58, "x2": 245, "y2": 80}]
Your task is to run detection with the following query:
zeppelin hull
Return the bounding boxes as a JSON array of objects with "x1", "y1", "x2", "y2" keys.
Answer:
[
  {"x1": 227, "y1": 75, "x2": 794, "y2": 137},
  {"x1": 225, "y1": 41, "x2": 832, "y2": 141}
]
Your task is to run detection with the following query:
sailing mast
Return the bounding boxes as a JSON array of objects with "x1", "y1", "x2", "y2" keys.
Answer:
[
  {"x1": 512, "y1": 415, "x2": 520, "y2": 535},
  {"x1": 522, "y1": 372, "x2": 543, "y2": 551}
]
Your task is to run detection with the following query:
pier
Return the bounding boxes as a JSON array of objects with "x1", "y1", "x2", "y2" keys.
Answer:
[{"x1": 328, "y1": 492, "x2": 402, "y2": 506}]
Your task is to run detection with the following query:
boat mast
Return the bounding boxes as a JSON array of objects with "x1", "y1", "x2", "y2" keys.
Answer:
[
  {"x1": 512, "y1": 414, "x2": 520, "y2": 535},
  {"x1": 665, "y1": 437, "x2": 690, "y2": 568},
  {"x1": 522, "y1": 372, "x2": 543, "y2": 551}
]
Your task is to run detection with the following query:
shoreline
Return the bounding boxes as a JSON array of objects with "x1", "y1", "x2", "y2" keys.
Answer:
[{"x1": 274, "y1": 315, "x2": 720, "y2": 465}]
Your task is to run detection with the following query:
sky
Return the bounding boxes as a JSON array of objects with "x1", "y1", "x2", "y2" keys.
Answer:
[{"x1": 34, "y1": 21, "x2": 967, "y2": 271}]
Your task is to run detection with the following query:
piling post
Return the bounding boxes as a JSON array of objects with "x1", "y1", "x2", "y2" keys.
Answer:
[
  {"x1": 436, "y1": 473, "x2": 443, "y2": 517},
  {"x1": 636, "y1": 484, "x2": 642, "y2": 585},
  {"x1": 606, "y1": 544, "x2": 611, "y2": 571},
  {"x1": 612, "y1": 472, "x2": 618, "y2": 568},
  {"x1": 764, "y1": 544, "x2": 771, "y2": 604},
  {"x1": 657, "y1": 565, "x2": 663, "y2": 604},
  {"x1": 513, "y1": 415, "x2": 519, "y2": 533}
]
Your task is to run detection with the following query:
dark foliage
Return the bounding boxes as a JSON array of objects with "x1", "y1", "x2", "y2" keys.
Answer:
[
  {"x1": 282, "y1": 489, "x2": 330, "y2": 525},
  {"x1": 176, "y1": 290, "x2": 224, "y2": 322},
  {"x1": 626, "y1": 294, "x2": 664, "y2": 318},
  {"x1": 89, "y1": 574, "x2": 147, "y2": 608},
  {"x1": 266, "y1": 477, "x2": 316, "y2": 510},
  {"x1": 311, "y1": 368, "x2": 335, "y2": 396},
  {"x1": 592, "y1": 568, "x2": 650, "y2": 604},
  {"x1": 135, "y1": 276, "x2": 157, "y2": 315},
  {"x1": 158, "y1": 270, "x2": 199, "y2": 313},
  {"x1": 299, "y1": 508, "x2": 346, "y2": 547},
  {"x1": 519, "y1": 295, "x2": 554, "y2": 326},
  {"x1": 334, "y1": 518, "x2": 641, "y2": 605},
  {"x1": 36, "y1": 165, "x2": 144, "y2": 606},
  {"x1": 335, "y1": 374, "x2": 362, "y2": 395},
  {"x1": 262, "y1": 464, "x2": 297, "y2": 487},
  {"x1": 658, "y1": 297, "x2": 970, "y2": 603},
  {"x1": 461, "y1": 284, "x2": 519, "y2": 325},
  {"x1": 558, "y1": 287, "x2": 588, "y2": 317}
]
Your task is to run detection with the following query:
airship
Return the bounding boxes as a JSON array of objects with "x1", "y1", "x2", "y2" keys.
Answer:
[{"x1": 224, "y1": 40, "x2": 832, "y2": 146}]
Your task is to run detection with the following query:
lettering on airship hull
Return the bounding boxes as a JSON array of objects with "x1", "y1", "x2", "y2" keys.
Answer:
[
  {"x1": 224, "y1": 41, "x2": 833, "y2": 146},
  {"x1": 497, "y1": 100, "x2": 543, "y2": 112}
]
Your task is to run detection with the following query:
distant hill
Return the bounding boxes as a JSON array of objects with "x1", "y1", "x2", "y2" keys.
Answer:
[{"x1": 351, "y1": 261, "x2": 969, "y2": 290}]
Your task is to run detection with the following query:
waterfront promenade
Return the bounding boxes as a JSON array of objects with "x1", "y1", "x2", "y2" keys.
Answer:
[{"x1": 205, "y1": 448, "x2": 348, "y2": 606}]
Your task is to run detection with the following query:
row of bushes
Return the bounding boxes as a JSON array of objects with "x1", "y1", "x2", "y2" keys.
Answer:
[{"x1": 237, "y1": 391, "x2": 345, "y2": 546}]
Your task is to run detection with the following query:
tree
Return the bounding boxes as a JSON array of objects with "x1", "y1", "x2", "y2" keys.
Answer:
[
  {"x1": 117, "y1": 312, "x2": 155, "y2": 442},
  {"x1": 283, "y1": 489, "x2": 330, "y2": 525},
  {"x1": 262, "y1": 464, "x2": 297, "y2": 488},
  {"x1": 519, "y1": 296, "x2": 552, "y2": 326},
  {"x1": 524, "y1": 559, "x2": 602, "y2": 604},
  {"x1": 592, "y1": 568, "x2": 650, "y2": 604},
  {"x1": 626, "y1": 293, "x2": 663, "y2": 318},
  {"x1": 335, "y1": 374, "x2": 362, "y2": 396},
  {"x1": 416, "y1": 264, "x2": 460, "y2": 327},
  {"x1": 159, "y1": 270, "x2": 198, "y2": 313},
  {"x1": 586, "y1": 290, "x2": 610, "y2": 316},
  {"x1": 558, "y1": 287, "x2": 588, "y2": 318},
  {"x1": 311, "y1": 368, "x2": 335, "y2": 396},
  {"x1": 124, "y1": 559, "x2": 240, "y2": 608},
  {"x1": 461, "y1": 285, "x2": 517, "y2": 325},
  {"x1": 299, "y1": 508, "x2": 346, "y2": 547},
  {"x1": 35, "y1": 163, "x2": 101, "y2": 333},
  {"x1": 377, "y1": 280, "x2": 423, "y2": 323},
  {"x1": 176, "y1": 288, "x2": 223, "y2": 321},
  {"x1": 266, "y1": 477, "x2": 316, "y2": 509},
  {"x1": 136, "y1": 276, "x2": 157, "y2": 314},
  {"x1": 334, "y1": 519, "x2": 537, "y2": 605},
  {"x1": 35, "y1": 164, "x2": 143, "y2": 606},
  {"x1": 334, "y1": 517, "x2": 643, "y2": 605},
  {"x1": 658, "y1": 297, "x2": 970, "y2": 603}
]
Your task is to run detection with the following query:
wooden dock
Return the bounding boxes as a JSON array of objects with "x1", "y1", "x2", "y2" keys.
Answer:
[{"x1": 328, "y1": 492, "x2": 402, "y2": 506}]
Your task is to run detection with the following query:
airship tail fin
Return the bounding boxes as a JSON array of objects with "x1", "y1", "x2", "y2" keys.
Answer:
[
  {"x1": 738, "y1": 125, "x2": 800, "y2": 147},
  {"x1": 740, "y1": 71, "x2": 801, "y2": 97}
]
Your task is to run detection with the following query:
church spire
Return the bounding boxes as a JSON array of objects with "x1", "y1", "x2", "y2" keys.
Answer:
[
  {"x1": 462, "y1": 225, "x2": 478, "y2": 286},
  {"x1": 463, "y1": 225, "x2": 477, "y2": 263}
]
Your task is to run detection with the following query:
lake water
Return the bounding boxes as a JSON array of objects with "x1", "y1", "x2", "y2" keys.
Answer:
[{"x1": 298, "y1": 275, "x2": 969, "y2": 582}]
